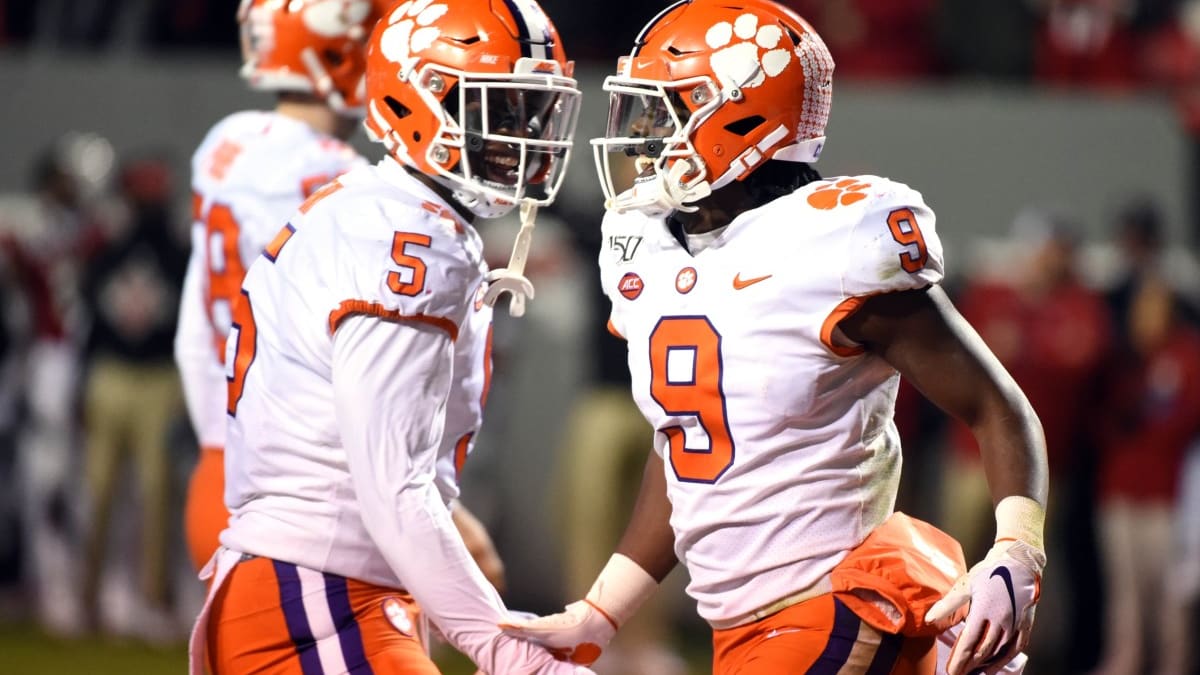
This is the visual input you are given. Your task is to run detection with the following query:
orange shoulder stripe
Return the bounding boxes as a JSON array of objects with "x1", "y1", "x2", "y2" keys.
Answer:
[
  {"x1": 328, "y1": 299, "x2": 459, "y2": 341},
  {"x1": 819, "y1": 296, "x2": 868, "y2": 357}
]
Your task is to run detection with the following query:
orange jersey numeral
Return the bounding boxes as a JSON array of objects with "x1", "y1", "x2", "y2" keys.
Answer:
[
  {"x1": 649, "y1": 316, "x2": 735, "y2": 483},
  {"x1": 202, "y1": 201, "x2": 249, "y2": 364},
  {"x1": 226, "y1": 290, "x2": 258, "y2": 417},
  {"x1": 207, "y1": 140, "x2": 243, "y2": 181},
  {"x1": 387, "y1": 232, "x2": 432, "y2": 297},
  {"x1": 887, "y1": 207, "x2": 928, "y2": 273}
]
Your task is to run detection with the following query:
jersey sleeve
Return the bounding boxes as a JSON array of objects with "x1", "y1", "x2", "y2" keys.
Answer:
[
  {"x1": 174, "y1": 223, "x2": 226, "y2": 447},
  {"x1": 840, "y1": 180, "x2": 944, "y2": 297},
  {"x1": 332, "y1": 315, "x2": 567, "y2": 673},
  {"x1": 324, "y1": 193, "x2": 482, "y2": 340},
  {"x1": 813, "y1": 179, "x2": 945, "y2": 357}
]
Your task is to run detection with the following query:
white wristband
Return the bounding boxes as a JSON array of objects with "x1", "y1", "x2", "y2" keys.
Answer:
[
  {"x1": 584, "y1": 554, "x2": 659, "y2": 628},
  {"x1": 995, "y1": 495, "x2": 1046, "y2": 551}
]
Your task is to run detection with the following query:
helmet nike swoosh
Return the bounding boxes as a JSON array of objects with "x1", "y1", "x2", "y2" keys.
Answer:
[{"x1": 990, "y1": 566, "x2": 1018, "y2": 633}]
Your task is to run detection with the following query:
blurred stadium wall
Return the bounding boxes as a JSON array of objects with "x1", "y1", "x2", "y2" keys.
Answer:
[{"x1": 0, "y1": 57, "x2": 1189, "y2": 261}]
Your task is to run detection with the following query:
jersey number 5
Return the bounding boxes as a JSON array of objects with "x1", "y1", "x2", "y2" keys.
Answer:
[
  {"x1": 649, "y1": 316, "x2": 735, "y2": 483},
  {"x1": 388, "y1": 232, "x2": 432, "y2": 296}
]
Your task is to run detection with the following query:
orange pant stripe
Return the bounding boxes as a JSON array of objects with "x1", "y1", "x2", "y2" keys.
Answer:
[{"x1": 208, "y1": 556, "x2": 437, "y2": 674}]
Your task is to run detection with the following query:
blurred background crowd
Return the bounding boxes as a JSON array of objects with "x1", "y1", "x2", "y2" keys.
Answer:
[{"x1": 1, "y1": 1, "x2": 1200, "y2": 674}]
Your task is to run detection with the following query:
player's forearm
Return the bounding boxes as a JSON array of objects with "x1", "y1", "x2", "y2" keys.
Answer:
[
  {"x1": 614, "y1": 452, "x2": 677, "y2": 582},
  {"x1": 359, "y1": 476, "x2": 568, "y2": 672},
  {"x1": 970, "y1": 389, "x2": 1049, "y2": 507}
]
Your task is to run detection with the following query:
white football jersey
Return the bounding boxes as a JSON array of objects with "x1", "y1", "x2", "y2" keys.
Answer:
[
  {"x1": 214, "y1": 157, "x2": 576, "y2": 673},
  {"x1": 176, "y1": 110, "x2": 365, "y2": 449},
  {"x1": 599, "y1": 176, "x2": 945, "y2": 625},
  {"x1": 220, "y1": 157, "x2": 493, "y2": 587}
]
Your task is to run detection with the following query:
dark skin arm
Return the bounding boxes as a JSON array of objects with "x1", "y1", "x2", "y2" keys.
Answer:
[
  {"x1": 614, "y1": 452, "x2": 678, "y2": 582},
  {"x1": 837, "y1": 285, "x2": 1048, "y2": 505}
]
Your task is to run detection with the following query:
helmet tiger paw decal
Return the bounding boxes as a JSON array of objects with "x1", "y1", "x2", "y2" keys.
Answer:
[
  {"x1": 807, "y1": 179, "x2": 871, "y2": 209},
  {"x1": 379, "y1": 0, "x2": 448, "y2": 76},
  {"x1": 705, "y1": 13, "x2": 792, "y2": 91}
]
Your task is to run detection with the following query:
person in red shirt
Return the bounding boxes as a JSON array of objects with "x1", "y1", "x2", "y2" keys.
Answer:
[
  {"x1": 1033, "y1": 0, "x2": 1140, "y2": 90},
  {"x1": 1092, "y1": 276, "x2": 1199, "y2": 675}
]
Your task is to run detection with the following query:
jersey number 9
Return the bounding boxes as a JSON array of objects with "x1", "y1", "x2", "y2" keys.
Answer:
[{"x1": 649, "y1": 316, "x2": 736, "y2": 483}]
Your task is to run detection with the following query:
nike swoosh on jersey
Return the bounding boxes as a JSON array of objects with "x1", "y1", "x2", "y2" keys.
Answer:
[
  {"x1": 990, "y1": 566, "x2": 1018, "y2": 632},
  {"x1": 732, "y1": 273, "x2": 772, "y2": 290}
]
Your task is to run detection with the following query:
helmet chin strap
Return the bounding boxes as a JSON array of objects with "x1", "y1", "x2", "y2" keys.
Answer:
[
  {"x1": 621, "y1": 157, "x2": 712, "y2": 218},
  {"x1": 430, "y1": 172, "x2": 517, "y2": 219},
  {"x1": 482, "y1": 199, "x2": 538, "y2": 317}
]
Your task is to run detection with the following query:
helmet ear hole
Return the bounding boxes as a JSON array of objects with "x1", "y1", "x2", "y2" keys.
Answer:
[
  {"x1": 723, "y1": 115, "x2": 765, "y2": 136},
  {"x1": 384, "y1": 96, "x2": 412, "y2": 120},
  {"x1": 324, "y1": 49, "x2": 345, "y2": 67}
]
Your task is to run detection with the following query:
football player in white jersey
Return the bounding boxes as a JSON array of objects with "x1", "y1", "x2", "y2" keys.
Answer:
[
  {"x1": 177, "y1": 0, "x2": 505, "y2": 593},
  {"x1": 176, "y1": 0, "x2": 382, "y2": 574},
  {"x1": 502, "y1": 1, "x2": 1048, "y2": 674},
  {"x1": 186, "y1": 0, "x2": 589, "y2": 673}
]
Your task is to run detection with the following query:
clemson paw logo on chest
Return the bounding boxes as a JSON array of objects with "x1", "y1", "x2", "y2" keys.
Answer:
[
  {"x1": 807, "y1": 179, "x2": 871, "y2": 210},
  {"x1": 379, "y1": 0, "x2": 448, "y2": 75},
  {"x1": 705, "y1": 13, "x2": 793, "y2": 90}
]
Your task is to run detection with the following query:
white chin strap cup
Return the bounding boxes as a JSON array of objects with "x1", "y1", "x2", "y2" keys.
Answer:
[{"x1": 483, "y1": 200, "x2": 538, "y2": 317}]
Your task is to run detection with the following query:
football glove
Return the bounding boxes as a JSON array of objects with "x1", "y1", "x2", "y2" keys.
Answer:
[
  {"x1": 926, "y1": 496, "x2": 1046, "y2": 675},
  {"x1": 499, "y1": 554, "x2": 657, "y2": 665}
]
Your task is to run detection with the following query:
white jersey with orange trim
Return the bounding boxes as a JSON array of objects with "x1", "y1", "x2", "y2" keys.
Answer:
[
  {"x1": 175, "y1": 110, "x2": 366, "y2": 450},
  {"x1": 599, "y1": 175, "x2": 945, "y2": 625},
  {"x1": 216, "y1": 158, "x2": 559, "y2": 672}
]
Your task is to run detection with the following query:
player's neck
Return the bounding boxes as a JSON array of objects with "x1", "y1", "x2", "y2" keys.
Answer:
[
  {"x1": 404, "y1": 166, "x2": 477, "y2": 224},
  {"x1": 275, "y1": 100, "x2": 356, "y2": 140},
  {"x1": 673, "y1": 182, "x2": 749, "y2": 235}
]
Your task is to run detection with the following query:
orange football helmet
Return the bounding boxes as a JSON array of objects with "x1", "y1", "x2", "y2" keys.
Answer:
[
  {"x1": 592, "y1": 0, "x2": 834, "y2": 216},
  {"x1": 237, "y1": 0, "x2": 388, "y2": 116},
  {"x1": 363, "y1": 0, "x2": 580, "y2": 217}
]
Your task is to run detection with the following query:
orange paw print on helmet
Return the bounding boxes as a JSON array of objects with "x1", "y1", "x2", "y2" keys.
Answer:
[{"x1": 807, "y1": 179, "x2": 872, "y2": 210}]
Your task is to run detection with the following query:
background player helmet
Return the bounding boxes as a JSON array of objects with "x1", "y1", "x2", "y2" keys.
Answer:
[
  {"x1": 593, "y1": 0, "x2": 834, "y2": 216},
  {"x1": 363, "y1": 0, "x2": 581, "y2": 218},
  {"x1": 237, "y1": 0, "x2": 387, "y2": 116}
]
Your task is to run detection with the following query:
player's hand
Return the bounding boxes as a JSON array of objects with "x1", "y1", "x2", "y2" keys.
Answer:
[
  {"x1": 926, "y1": 538, "x2": 1045, "y2": 675},
  {"x1": 499, "y1": 601, "x2": 616, "y2": 665},
  {"x1": 499, "y1": 553, "x2": 658, "y2": 666},
  {"x1": 478, "y1": 631, "x2": 599, "y2": 674}
]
